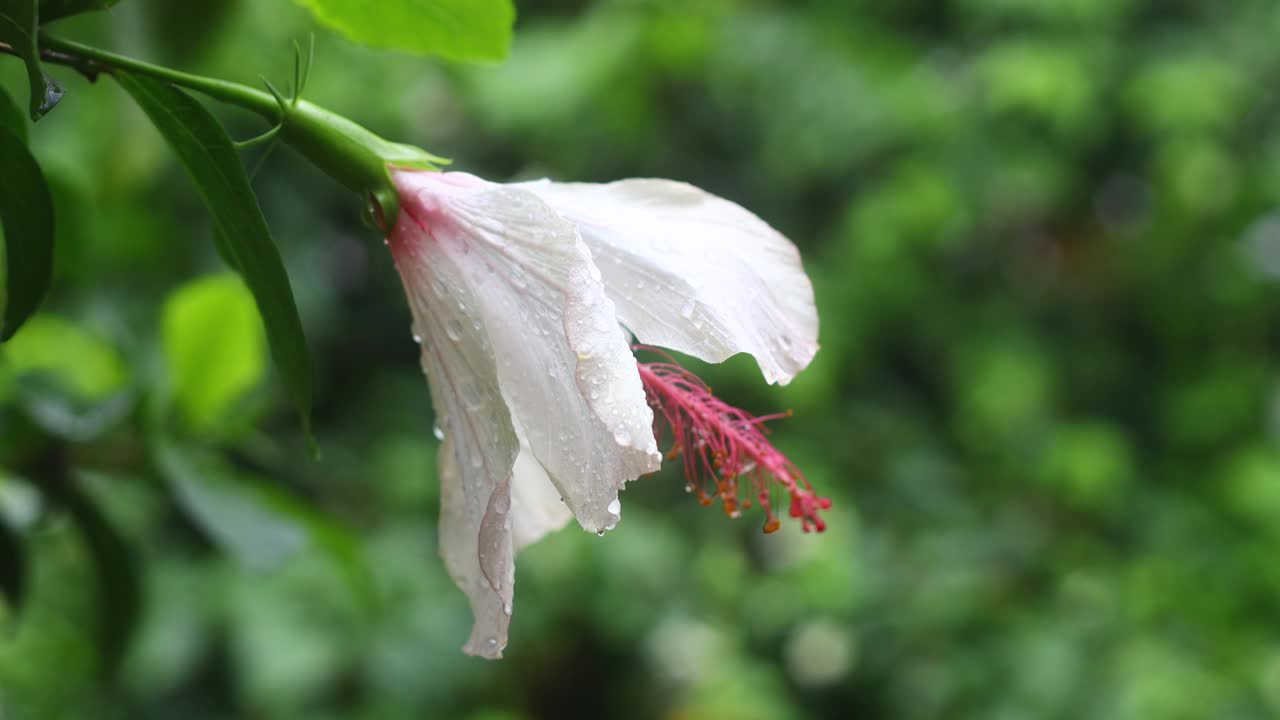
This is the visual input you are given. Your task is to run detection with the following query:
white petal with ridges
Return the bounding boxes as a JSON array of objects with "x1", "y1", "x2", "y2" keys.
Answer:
[
  {"x1": 510, "y1": 423, "x2": 574, "y2": 551},
  {"x1": 391, "y1": 208, "x2": 518, "y2": 659},
  {"x1": 395, "y1": 170, "x2": 660, "y2": 536},
  {"x1": 520, "y1": 179, "x2": 819, "y2": 385}
]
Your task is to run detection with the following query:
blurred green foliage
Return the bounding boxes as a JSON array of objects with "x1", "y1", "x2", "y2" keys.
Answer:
[{"x1": 4, "y1": 0, "x2": 1280, "y2": 718}]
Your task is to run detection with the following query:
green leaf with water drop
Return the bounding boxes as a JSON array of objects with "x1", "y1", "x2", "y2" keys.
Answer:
[{"x1": 0, "y1": 0, "x2": 64, "y2": 119}]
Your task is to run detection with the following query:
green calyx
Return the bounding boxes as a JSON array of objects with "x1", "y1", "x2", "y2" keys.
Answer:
[
  {"x1": 273, "y1": 98, "x2": 447, "y2": 230},
  {"x1": 37, "y1": 33, "x2": 447, "y2": 231}
]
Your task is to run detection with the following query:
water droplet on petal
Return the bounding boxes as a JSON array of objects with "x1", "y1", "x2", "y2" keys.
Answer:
[
  {"x1": 612, "y1": 428, "x2": 630, "y2": 446},
  {"x1": 607, "y1": 498, "x2": 621, "y2": 516},
  {"x1": 432, "y1": 423, "x2": 445, "y2": 441},
  {"x1": 446, "y1": 318, "x2": 463, "y2": 341},
  {"x1": 596, "y1": 529, "x2": 606, "y2": 537},
  {"x1": 412, "y1": 333, "x2": 423, "y2": 344}
]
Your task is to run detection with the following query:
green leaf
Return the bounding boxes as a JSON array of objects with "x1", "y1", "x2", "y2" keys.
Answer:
[
  {"x1": 38, "y1": 0, "x2": 121, "y2": 23},
  {"x1": 0, "y1": 125, "x2": 55, "y2": 341},
  {"x1": 162, "y1": 274, "x2": 265, "y2": 432},
  {"x1": 156, "y1": 444, "x2": 376, "y2": 611},
  {"x1": 0, "y1": 313, "x2": 132, "y2": 439},
  {"x1": 294, "y1": 0, "x2": 515, "y2": 62},
  {"x1": 211, "y1": 223, "x2": 241, "y2": 272},
  {"x1": 44, "y1": 475, "x2": 142, "y2": 678},
  {"x1": 0, "y1": 86, "x2": 27, "y2": 143},
  {"x1": 0, "y1": 314, "x2": 128, "y2": 399},
  {"x1": 0, "y1": 515, "x2": 26, "y2": 613},
  {"x1": 114, "y1": 72, "x2": 314, "y2": 442},
  {"x1": 0, "y1": 0, "x2": 64, "y2": 119}
]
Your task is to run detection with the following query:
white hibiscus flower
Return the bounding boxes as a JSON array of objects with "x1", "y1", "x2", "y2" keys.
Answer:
[{"x1": 387, "y1": 170, "x2": 822, "y2": 658}]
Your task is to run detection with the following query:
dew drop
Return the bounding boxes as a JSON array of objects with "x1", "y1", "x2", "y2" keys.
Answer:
[
  {"x1": 446, "y1": 318, "x2": 463, "y2": 341},
  {"x1": 596, "y1": 529, "x2": 606, "y2": 537},
  {"x1": 607, "y1": 498, "x2": 621, "y2": 516},
  {"x1": 412, "y1": 333, "x2": 423, "y2": 344},
  {"x1": 433, "y1": 423, "x2": 445, "y2": 440},
  {"x1": 612, "y1": 428, "x2": 630, "y2": 446}
]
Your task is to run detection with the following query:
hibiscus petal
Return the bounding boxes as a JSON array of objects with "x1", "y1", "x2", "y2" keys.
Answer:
[
  {"x1": 395, "y1": 171, "x2": 660, "y2": 536},
  {"x1": 511, "y1": 424, "x2": 574, "y2": 551},
  {"x1": 520, "y1": 179, "x2": 819, "y2": 385},
  {"x1": 391, "y1": 210, "x2": 519, "y2": 659}
]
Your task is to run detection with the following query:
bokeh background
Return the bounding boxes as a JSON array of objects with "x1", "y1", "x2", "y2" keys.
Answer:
[{"x1": 5, "y1": 0, "x2": 1280, "y2": 717}]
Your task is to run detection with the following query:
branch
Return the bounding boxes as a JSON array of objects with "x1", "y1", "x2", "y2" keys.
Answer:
[{"x1": 0, "y1": 39, "x2": 105, "y2": 82}]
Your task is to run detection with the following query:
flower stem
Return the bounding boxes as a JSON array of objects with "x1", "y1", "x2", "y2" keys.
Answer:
[
  {"x1": 9, "y1": 33, "x2": 447, "y2": 230},
  {"x1": 37, "y1": 34, "x2": 280, "y2": 121}
]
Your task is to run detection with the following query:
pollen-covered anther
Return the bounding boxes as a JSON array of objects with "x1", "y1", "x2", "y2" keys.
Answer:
[{"x1": 635, "y1": 348, "x2": 831, "y2": 533}]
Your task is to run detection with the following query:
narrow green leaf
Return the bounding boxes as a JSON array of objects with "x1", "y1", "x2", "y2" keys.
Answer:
[
  {"x1": 211, "y1": 223, "x2": 241, "y2": 272},
  {"x1": 45, "y1": 476, "x2": 142, "y2": 677},
  {"x1": 0, "y1": 86, "x2": 27, "y2": 142},
  {"x1": 162, "y1": 274, "x2": 265, "y2": 432},
  {"x1": 0, "y1": 0, "x2": 64, "y2": 119},
  {"x1": 38, "y1": 0, "x2": 121, "y2": 23},
  {"x1": 114, "y1": 72, "x2": 314, "y2": 441},
  {"x1": 294, "y1": 0, "x2": 514, "y2": 62},
  {"x1": 0, "y1": 515, "x2": 26, "y2": 613},
  {"x1": 0, "y1": 125, "x2": 55, "y2": 340},
  {"x1": 156, "y1": 444, "x2": 376, "y2": 611}
]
